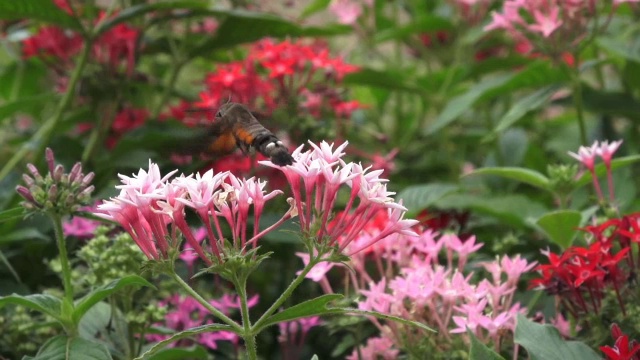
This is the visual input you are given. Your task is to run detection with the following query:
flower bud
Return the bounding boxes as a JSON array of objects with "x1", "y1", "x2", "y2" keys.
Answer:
[
  {"x1": 53, "y1": 164, "x2": 64, "y2": 182},
  {"x1": 48, "y1": 184, "x2": 58, "y2": 203},
  {"x1": 81, "y1": 172, "x2": 95, "y2": 188},
  {"x1": 22, "y1": 174, "x2": 35, "y2": 187},
  {"x1": 46, "y1": 147, "x2": 56, "y2": 174},
  {"x1": 27, "y1": 163, "x2": 43, "y2": 182},
  {"x1": 16, "y1": 185, "x2": 37, "y2": 206},
  {"x1": 69, "y1": 162, "x2": 82, "y2": 182}
]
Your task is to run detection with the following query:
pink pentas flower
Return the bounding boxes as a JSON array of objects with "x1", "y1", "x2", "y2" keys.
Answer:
[
  {"x1": 329, "y1": 0, "x2": 364, "y2": 25},
  {"x1": 346, "y1": 336, "x2": 399, "y2": 360},
  {"x1": 260, "y1": 140, "x2": 418, "y2": 255},
  {"x1": 527, "y1": 7, "x2": 562, "y2": 37},
  {"x1": 595, "y1": 140, "x2": 623, "y2": 167},
  {"x1": 97, "y1": 160, "x2": 291, "y2": 265},
  {"x1": 148, "y1": 293, "x2": 251, "y2": 350}
]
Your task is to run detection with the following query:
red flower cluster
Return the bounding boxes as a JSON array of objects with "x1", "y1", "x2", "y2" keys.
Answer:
[
  {"x1": 530, "y1": 214, "x2": 640, "y2": 317},
  {"x1": 22, "y1": 6, "x2": 140, "y2": 76},
  {"x1": 22, "y1": 26, "x2": 82, "y2": 60},
  {"x1": 186, "y1": 39, "x2": 361, "y2": 120},
  {"x1": 601, "y1": 324, "x2": 640, "y2": 360}
]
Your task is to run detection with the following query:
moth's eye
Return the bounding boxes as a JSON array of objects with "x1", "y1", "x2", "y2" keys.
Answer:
[{"x1": 216, "y1": 110, "x2": 223, "y2": 117}]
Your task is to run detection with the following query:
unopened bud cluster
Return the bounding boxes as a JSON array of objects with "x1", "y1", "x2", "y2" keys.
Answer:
[{"x1": 16, "y1": 148, "x2": 95, "y2": 215}]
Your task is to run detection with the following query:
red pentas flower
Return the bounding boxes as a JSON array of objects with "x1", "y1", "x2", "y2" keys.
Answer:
[
  {"x1": 601, "y1": 323, "x2": 640, "y2": 360},
  {"x1": 531, "y1": 213, "x2": 640, "y2": 317},
  {"x1": 92, "y1": 12, "x2": 140, "y2": 76},
  {"x1": 179, "y1": 38, "x2": 361, "y2": 123},
  {"x1": 22, "y1": 26, "x2": 82, "y2": 60}
]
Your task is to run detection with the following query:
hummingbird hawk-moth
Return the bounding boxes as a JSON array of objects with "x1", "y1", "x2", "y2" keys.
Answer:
[{"x1": 196, "y1": 102, "x2": 294, "y2": 166}]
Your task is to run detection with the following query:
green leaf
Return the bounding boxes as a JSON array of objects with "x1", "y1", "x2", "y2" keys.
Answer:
[
  {"x1": 189, "y1": 10, "x2": 350, "y2": 56},
  {"x1": 147, "y1": 347, "x2": 209, "y2": 360},
  {"x1": 341, "y1": 308, "x2": 435, "y2": 333},
  {"x1": 0, "y1": 228, "x2": 50, "y2": 245},
  {"x1": 468, "y1": 328, "x2": 505, "y2": 360},
  {"x1": 575, "y1": 155, "x2": 640, "y2": 188},
  {"x1": 597, "y1": 37, "x2": 640, "y2": 63},
  {"x1": 0, "y1": 249, "x2": 20, "y2": 283},
  {"x1": 0, "y1": 293, "x2": 62, "y2": 319},
  {"x1": 0, "y1": 0, "x2": 82, "y2": 30},
  {"x1": 261, "y1": 294, "x2": 344, "y2": 328},
  {"x1": 493, "y1": 85, "x2": 560, "y2": 134},
  {"x1": 0, "y1": 94, "x2": 55, "y2": 125},
  {"x1": 427, "y1": 73, "x2": 513, "y2": 134},
  {"x1": 426, "y1": 61, "x2": 567, "y2": 134},
  {"x1": 73, "y1": 275, "x2": 154, "y2": 323},
  {"x1": 343, "y1": 68, "x2": 421, "y2": 92},
  {"x1": 535, "y1": 210, "x2": 582, "y2": 248},
  {"x1": 135, "y1": 324, "x2": 235, "y2": 360},
  {"x1": 581, "y1": 87, "x2": 640, "y2": 117},
  {"x1": 24, "y1": 335, "x2": 112, "y2": 360},
  {"x1": 0, "y1": 207, "x2": 24, "y2": 223},
  {"x1": 396, "y1": 183, "x2": 459, "y2": 213},
  {"x1": 343, "y1": 68, "x2": 422, "y2": 92},
  {"x1": 464, "y1": 167, "x2": 550, "y2": 190},
  {"x1": 435, "y1": 194, "x2": 548, "y2": 228},
  {"x1": 374, "y1": 15, "x2": 453, "y2": 43},
  {"x1": 300, "y1": 0, "x2": 331, "y2": 18},
  {"x1": 514, "y1": 314, "x2": 600, "y2": 360}
]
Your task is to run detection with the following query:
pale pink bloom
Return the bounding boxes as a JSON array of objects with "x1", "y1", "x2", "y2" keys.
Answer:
[
  {"x1": 499, "y1": 254, "x2": 537, "y2": 285},
  {"x1": 179, "y1": 227, "x2": 206, "y2": 267},
  {"x1": 568, "y1": 141, "x2": 605, "y2": 202},
  {"x1": 346, "y1": 336, "x2": 399, "y2": 360},
  {"x1": 527, "y1": 8, "x2": 562, "y2": 37},
  {"x1": 568, "y1": 143, "x2": 600, "y2": 171},
  {"x1": 329, "y1": 0, "x2": 363, "y2": 25},
  {"x1": 443, "y1": 233, "x2": 483, "y2": 270},
  {"x1": 210, "y1": 293, "x2": 259, "y2": 316},
  {"x1": 595, "y1": 140, "x2": 623, "y2": 167},
  {"x1": 261, "y1": 140, "x2": 416, "y2": 255},
  {"x1": 296, "y1": 252, "x2": 336, "y2": 282},
  {"x1": 347, "y1": 336, "x2": 398, "y2": 360},
  {"x1": 358, "y1": 279, "x2": 395, "y2": 313},
  {"x1": 278, "y1": 316, "x2": 322, "y2": 344}
]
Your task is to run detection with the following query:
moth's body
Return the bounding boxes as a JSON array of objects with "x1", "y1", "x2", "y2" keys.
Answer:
[{"x1": 204, "y1": 103, "x2": 294, "y2": 166}]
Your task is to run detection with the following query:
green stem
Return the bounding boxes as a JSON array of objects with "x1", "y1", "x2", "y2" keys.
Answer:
[
  {"x1": 0, "y1": 40, "x2": 93, "y2": 182},
  {"x1": 252, "y1": 256, "x2": 320, "y2": 330},
  {"x1": 48, "y1": 212, "x2": 74, "y2": 303},
  {"x1": 170, "y1": 272, "x2": 243, "y2": 333},
  {"x1": 570, "y1": 59, "x2": 588, "y2": 145},
  {"x1": 235, "y1": 274, "x2": 257, "y2": 360}
]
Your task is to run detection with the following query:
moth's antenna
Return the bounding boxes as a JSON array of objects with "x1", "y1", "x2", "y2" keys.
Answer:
[{"x1": 225, "y1": 94, "x2": 232, "y2": 104}]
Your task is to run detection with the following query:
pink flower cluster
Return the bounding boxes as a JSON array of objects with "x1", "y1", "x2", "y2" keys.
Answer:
[
  {"x1": 148, "y1": 293, "x2": 258, "y2": 350},
  {"x1": 96, "y1": 161, "x2": 291, "y2": 264},
  {"x1": 303, "y1": 224, "x2": 536, "y2": 355},
  {"x1": 485, "y1": 1, "x2": 638, "y2": 56},
  {"x1": 260, "y1": 141, "x2": 418, "y2": 255},
  {"x1": 97, "y1": 141, "x2": 415, "y2": 264}
]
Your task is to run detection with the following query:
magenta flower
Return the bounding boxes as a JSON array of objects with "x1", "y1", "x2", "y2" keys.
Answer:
[{"x1": 62, "y1": 204, "x2": 100, "y2": 239}]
